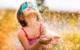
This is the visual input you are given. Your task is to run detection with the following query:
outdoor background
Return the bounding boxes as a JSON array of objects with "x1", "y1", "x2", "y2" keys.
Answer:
[{"x1": 0, "y1": 0, "x2": 80, "y2": 50}]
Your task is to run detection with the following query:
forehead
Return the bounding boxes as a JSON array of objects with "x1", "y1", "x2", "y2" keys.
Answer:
[
  {"x1": 23, "y1": 1, "x2": 36, "y2": 5},
  {"x1": 26, "y1": 2, "x2": 33, "y2": 4},
  {"x1": 27, "y1": 2, "x2": 32, "y2": 4}
]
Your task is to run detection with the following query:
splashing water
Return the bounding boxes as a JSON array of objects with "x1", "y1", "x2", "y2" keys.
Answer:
[
  {"x1": 38, "y1": 10, "x2": 80, "y2": 34},
  {"x1": 42, "y1": 23, "x2": 60, "y2": 38},
  {"x1": 37, "y1": 10, "x2": 60, "y2": 38}
]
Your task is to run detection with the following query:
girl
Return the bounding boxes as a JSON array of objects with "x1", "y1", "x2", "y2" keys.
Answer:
[{"x1": 16, "y1": 2, "x2": 60, "y2": 50}]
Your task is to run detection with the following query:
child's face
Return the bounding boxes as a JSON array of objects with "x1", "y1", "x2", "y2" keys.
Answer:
[{"x1": 22, "y1": 3, "x2": 37, "y2": 17}]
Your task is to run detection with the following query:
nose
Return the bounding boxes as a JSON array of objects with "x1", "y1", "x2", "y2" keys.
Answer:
[
  {"x1": 27, "y1": 6, "x2": 32, "y2": 11},
  {"x1": 29, "y1": 6, "x2": 32, "y2": 9},
  {"x1": 29, "y1": 6, "x2": 32, "y2": 8},
  {"x1": 28, "y1": 6, "x2": 35, "y2": 11}
]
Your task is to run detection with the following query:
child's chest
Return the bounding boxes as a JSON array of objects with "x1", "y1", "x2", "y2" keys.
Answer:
[{"x1": 25, "y1": 26, "x2": 41, "y2": 38}]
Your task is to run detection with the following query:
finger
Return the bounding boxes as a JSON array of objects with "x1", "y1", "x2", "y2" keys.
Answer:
[{"x1": 41, "y1": 35, "x2": 47, "y2": 38}]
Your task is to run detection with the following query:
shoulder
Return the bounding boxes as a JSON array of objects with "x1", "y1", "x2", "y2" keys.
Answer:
[
  {"x1": 17, "y1": 28, "x2": 25, "y2": 37},
  {"x1": 17, "y1": 28, "x2": 30, "y2": 48}
]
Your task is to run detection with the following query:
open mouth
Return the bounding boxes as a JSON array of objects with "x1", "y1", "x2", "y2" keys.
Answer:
[{"x1": 27, "y1": 8, "x2": 36, "y2": 11}]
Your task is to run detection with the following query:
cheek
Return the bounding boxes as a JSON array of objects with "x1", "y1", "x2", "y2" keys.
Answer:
[{"x1": 23, "y1": 10, "x2": 28, "y2": 15}]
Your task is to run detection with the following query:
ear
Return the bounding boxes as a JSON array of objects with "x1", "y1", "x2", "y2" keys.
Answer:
[{"x1": 19, "y1": 16, "x2": 25, "y2": 21}]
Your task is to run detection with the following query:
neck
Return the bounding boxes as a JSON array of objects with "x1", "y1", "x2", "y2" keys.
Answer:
[
  {"x1": 28, "y1": 20, "x2": 37, "y2": 26},
  {"x1": 25, "y1": 16, "x2": 38, "y2": 27}
]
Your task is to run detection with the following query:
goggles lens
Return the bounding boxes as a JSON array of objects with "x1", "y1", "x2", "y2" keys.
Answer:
[
  {"x1": 30, "y1": 4, "x2": 37, "y2": 9},
  {"x1": 20, "y1": 3, "x2": 37, "y2": 16}
]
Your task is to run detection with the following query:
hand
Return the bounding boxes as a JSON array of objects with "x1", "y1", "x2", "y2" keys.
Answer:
[
  {"x1": 51, "y1": 36, "x2": 60, "y2": 45},
  {"x1": 39, "y1": 35, "x2": 52, "y2": 45},
  {"x1": 41, "y1": 44, "x2": 52, "y2": 50}
]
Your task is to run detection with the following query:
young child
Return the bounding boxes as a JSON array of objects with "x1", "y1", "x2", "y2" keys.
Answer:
[{"x1": 16, "y1": 1, "x2": 60, "y2": 50}]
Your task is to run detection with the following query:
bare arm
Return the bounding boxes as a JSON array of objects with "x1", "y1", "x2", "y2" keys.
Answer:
[{"x1": 18, "y1": 30, "x2": 41, "y2": 50}]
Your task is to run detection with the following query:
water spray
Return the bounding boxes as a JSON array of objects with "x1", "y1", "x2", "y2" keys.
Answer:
[{"x1": 36, "y1": 8, "x2": 60, "y2": 38}]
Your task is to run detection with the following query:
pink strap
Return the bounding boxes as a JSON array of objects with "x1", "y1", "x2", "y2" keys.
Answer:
[
  {"x1": 21, "y1": 24, "x2": 42, "y2": 39},
  {"x1": 40, "y1": 24, "x2": 42, "y2": 35},
  {"x1": 21, "y1": 28, "x2": 28, "y2": 38}
]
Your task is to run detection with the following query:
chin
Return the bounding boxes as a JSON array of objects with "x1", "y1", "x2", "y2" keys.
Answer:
[{"x1": 26, "y1": 12, "x2": 37, "y2": 16}]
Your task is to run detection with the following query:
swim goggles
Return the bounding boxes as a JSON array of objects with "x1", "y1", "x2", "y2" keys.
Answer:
[{"x1": 20, "y1": 3, "x2": 37, "y2": 16}]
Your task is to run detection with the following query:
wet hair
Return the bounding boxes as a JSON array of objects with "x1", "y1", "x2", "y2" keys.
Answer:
[{"x1": 16, "y1": 2, "x2": 39, "y2": 27}]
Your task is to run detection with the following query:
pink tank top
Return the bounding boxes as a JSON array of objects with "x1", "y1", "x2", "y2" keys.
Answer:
[{"x1": 21, "y1": 24, "x2": 42, "y2": 45}]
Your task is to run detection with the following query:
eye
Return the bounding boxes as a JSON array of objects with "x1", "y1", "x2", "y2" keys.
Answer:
[
  {"x1": 22, "y1": 4, "x2": 28, "y2": 11},
  {"x1": 31, "y1": 4, "x2": 37, "y2": 8}
]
